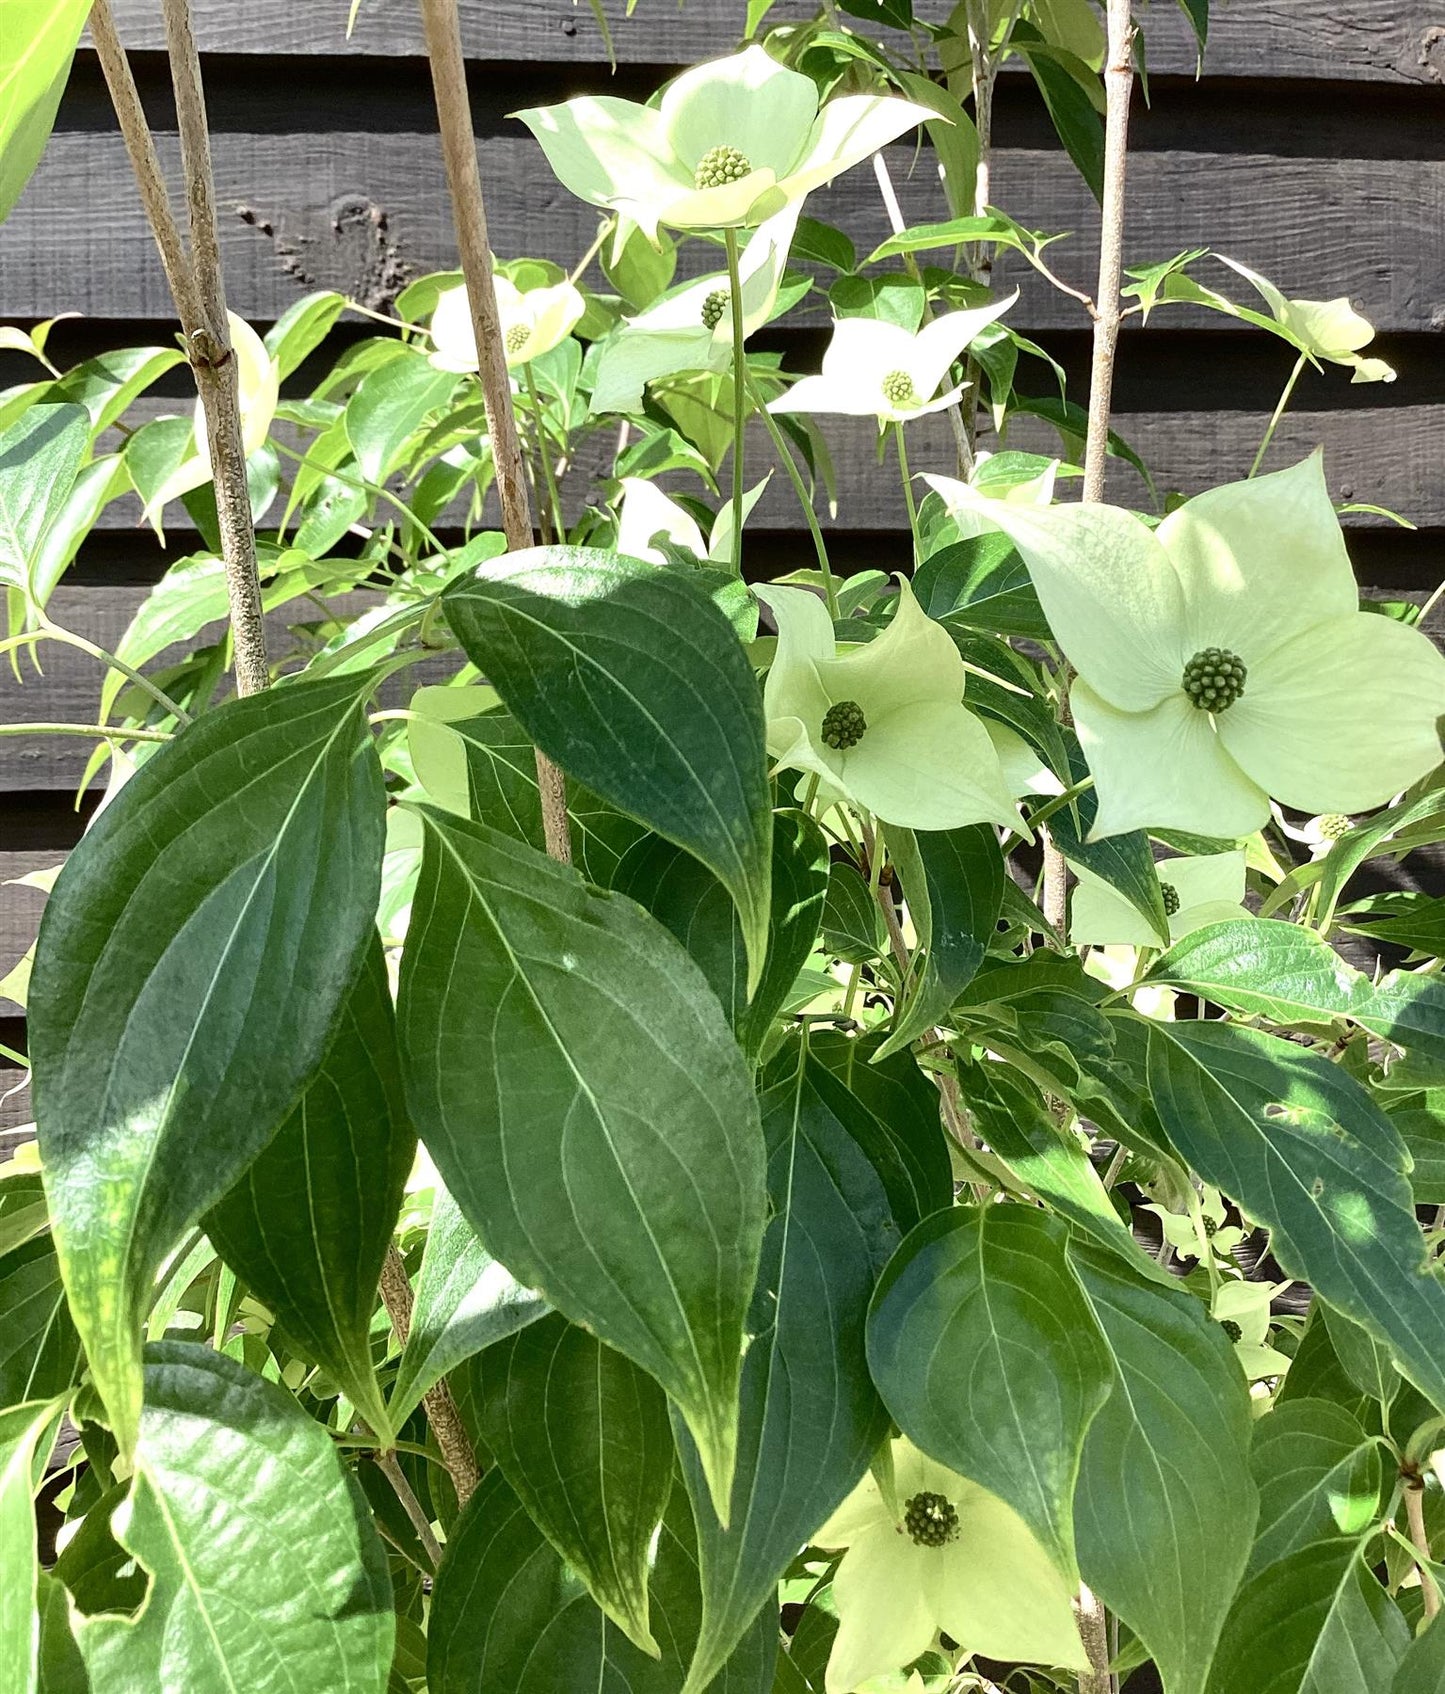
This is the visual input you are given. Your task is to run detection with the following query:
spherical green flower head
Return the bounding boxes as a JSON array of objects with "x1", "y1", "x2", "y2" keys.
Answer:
[
  {"x1": 968, "y1": 454, "x2": 1445, "y2": 840},
  {"x1": 514, "y1": 45, "x2": 936, "y2": 239},
  {"x1": 754, "y1": 576, "x2": 1018, "y2": 831},
  {"x1": 812, "y1": 1438, "x2": 1086, "y2": 1694}
]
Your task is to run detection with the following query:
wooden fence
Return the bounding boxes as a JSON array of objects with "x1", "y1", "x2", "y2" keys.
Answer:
[{"x1": 3, "y1": 0, "x2": 1444, "y2": 1134}]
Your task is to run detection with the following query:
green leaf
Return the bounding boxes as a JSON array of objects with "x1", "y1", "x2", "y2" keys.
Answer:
[
  {"x1": 345, "y1": 351, "x2": 457, "y2": 484},
  {"x1": 604, "y1": 223, "x2": 678, "y2": 312},
  {"x1": 1069, "y1": 1242, "x2": 1257, "y2": 1694},
  {"x1": 27, "y1": 453, "x2": 128, "y2": 610},
  {"x1": 1395, "y1": 1615, "x2": 1445, "y2": 1691},
  {"x1": 827, "y1": 274, "x2": 926, "y2": 333},
  {"x1": 442, "y1": 547, "x2": 773, "y2": 990},
  {"x1": 614, "y1": 810, "x2": 829, "y2": 1063},
  {"x1": 1207, "y1": 1540, "x2": 1409, "y2": 1694},
  {"x1": 29, "y1": 673, "x2": 385, "y2": 1455},
  {"x1": 0, "y1": 403, "x2": 89, "y2": 600},
  {"x1": 45, "y1": 346, "x2": 187, "y2": 436},
  {"x1": 790, "y1": 218, "x2": 855, "y2": 275},
  {"x1": 1320, "y1": 1303, "x2": 1400, "y2": 1409},
  {"x1": 1049, "y1": 736, "x2": 1169, "y2": 944},
  {"x1": 396, "y1": 807, "x2": 766, "y2": 1519},
  {"x1": 878, "y1": 823, "x2": 1002, "y2": 1059},
  {"x1": 265, "y1": 291, "x2": 347, "y2": 380},
  {"x1": 674, "y1": 1046, "x2": 898, "y2": 1694},
  {"x1": 35, "y1": 1570, "x2": 87, "y2": 1694},
  {"x1": 838, "y1": 0, "x2": 912, "y2": 27},
  {"x1": 913, "y1": 533, "x2": 1050, "y2": 642},
  {"x1": 0, "y1": 1231, "x2": 84, "y2": 1408},
  {"x1": 820, "y1": 862, "x2": 884, "y2": 964},
  {"x1": 0, "y1": 0, "x2": 91, "y2": 223},
  {"x1": 388, "y1": 1185, "x2": 547, "y2": 1429},
  {"x1": 1387, "y1": 1094, "x2": 1445, "y2": 1205},
  {"x1": 428, "y1": 1468, "x2": 777, "y2": 1694},
  {"x1": 202, "y1": 937, "x2": 415, "y2": 1443},
  {"x1": 1247, "y1": 1400, "x2": 1385, "y2": 1576},
  {"x1": 1, "y1": 1400, "x2": 60, "y2": 1694},
  {"x1": 469, "y1": 1314, "x2": 674, "y2": 1654},
  {"x1": 1019, "y1": 39, "x2": 1105, "y2": 201},
  {"x1": 74, "y1": 1344, "x2": 394, "y2": 1692},
  {"x1": 866, "y1": 1204, "x2": 1113, "y2": 1577},
  {"x1": 1147, "y1": 1021, "x2": 1445, "y2": 1413}
]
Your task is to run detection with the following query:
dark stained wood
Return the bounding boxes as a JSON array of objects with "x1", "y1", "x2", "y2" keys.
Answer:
[
  {"x1": 92, "y1": 0, "x2": 1445, "y2": 84},
  {"x1": 6, "y1": 132, "x2": 1441, "y2": 330}
]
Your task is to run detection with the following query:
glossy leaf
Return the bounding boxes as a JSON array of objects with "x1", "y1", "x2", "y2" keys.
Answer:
[
  {"x1": 470, "y1": 1314, "x2": 674, "y2": 1654},
  {"x1": 1147, "y1": 1020, "x2": 1445, "y2": 1413},
  {"x1": 397, "y1": 807, "x2": 766, "y2": 1519},
  {"x1": 203, "y1": 937, "x2": 415, "y2": 1442},
  {"x1": 0, "y1": 1232, "x2": 84, "y2": 1408},
  {"x1": 879, "y1": 823, "x2": 1003, "y2": 1059},
  {"x1": 441, "y1": 546, "x2": 773, "y2": 989},
  {"x1": 1070, "y1": 1242, "x2": 1257, "y2": 1694},
  {"x1": 29, "y1": 673, "x2": 385, "y2": 1454},
  {"x1": 0, "y1": 0, "x2": 91, "y2": 222},
  {"x1": 675, "y1": 1046, "x2": 898, "y2": 1694},
  {"x1": 74, "y1": 1344, "x2": 394, "y2": 1692},
  {"x1": 866, "y1": 1204, "x2": 1113, "y2": 1577},
  {"x1": 1247, "y1": 1400, "x2": 1385, "y2": 1576},
  {"x1": 1395, "y1": 1616, "x2": 1445, "y2": 1691},
  {"x1": 0, "y1": 1400, "x2": 60, "y2": 1694},
  {"x1": 389, "y1": 1185, "x2": 548, "y2": 1429},
  {"x1": 428, "y1": 1468, "x2": 777, "y2": 1694},
  {"x1": 0, "y1": 403, "x2": 89, "y2": 598},
  {"x1": 345, "y1": 352, "x2": 457, "y2": 484}
]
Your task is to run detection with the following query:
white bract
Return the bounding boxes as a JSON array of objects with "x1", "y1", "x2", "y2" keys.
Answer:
[
  {"x1": 1070, "y1": 850, "x2": 1249, "y2": 948},
  {"x1": 1213, "y1": 257, "x2": 1395, "y2": 384},
  {"x1": 815, "y1": 1437, "x2": 1085, "y2": 1693},
  {"x1": 769, "y1": 297, "x2": 1016, "y2": 426},
  {"x1": 973, "y1": 455, "x2": 1445, "y2": 839},
  {"x1": 754, "y1": 578, "x2": 1016, "y2": 831},
  {"x1": 1213, "y1": 1279, "x2": 1293, "y2": 1381},
  {"x1": 145, "y1": 312, "x2": 279, "y2": 526},
  {"x1": 429, "y1": 274, "x2": 584, "y2": 373},
  {"x1": 516, "y1": 45, "x2": 933, "y2": 239},
  {"x1": 591, "y1": 205, "x2": 798, "y2": 415},
  {"x1": 924, "y1": 452, "x2": 1059, "y2": 540}
]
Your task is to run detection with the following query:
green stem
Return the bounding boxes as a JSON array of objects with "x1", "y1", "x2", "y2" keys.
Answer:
[
  {"x1": 523, "y1": 363, "x2": 567, "y2": 543},
  {"x1": 271, "y1": 440, "x2": 448, "y2": 557},
  {"x1": 724, "y1": 227, "x2": 747, "y2": 574},
  {"x1": 895, "y1": 423, "x2": 919, "y2": 566},
  {"x1": 1249, "y1": 351, "x2": 1308, "y2": 478},
  {"x1": 743, "y1": 366, "x2": 837, "y2": 617},
  {"x1": 0, "y1": 720, "x2": 173, "y2": 743},
  {"x1": 39, "y1": 620, "x2": 195, "y2": 725}
]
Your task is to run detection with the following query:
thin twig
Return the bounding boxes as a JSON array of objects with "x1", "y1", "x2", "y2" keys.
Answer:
[
  {"x1": 1406, "y1": 1476, "x2": 1443, "y2": 1621},
  {"x1": 157, "y1": 0, "x2": 270, "y2": 696},
  {"x1": 417, "y1": 0, "x2": 572, "y2": 862},
  {"x1": 1075, "y1": 1582, "x2": 1115, "y2": 1693},
  {"x1": 375, "y1": 1448, "x2": 443, "y2": 1570},
  {"x1": 379, "y1": 1244, "x2": 481, "y2": 1506}
]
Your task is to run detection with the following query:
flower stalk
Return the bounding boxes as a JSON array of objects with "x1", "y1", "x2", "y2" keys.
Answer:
[{"x1": 724, "y1": 228, "x2": 748, "y2": 573}]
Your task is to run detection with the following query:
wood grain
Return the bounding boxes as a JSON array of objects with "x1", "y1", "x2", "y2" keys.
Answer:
[
  {"x1": 89, "y1": 0, "x2": 1445, "y2": 84},
  {"x1": 6, "y1": 131, "x2": 1442, "y2": 331}
]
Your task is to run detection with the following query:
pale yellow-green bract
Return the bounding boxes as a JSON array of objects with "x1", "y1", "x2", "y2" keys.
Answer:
[
  {"x1": 429, "y1": 274, "x2": 584, "y2": 373},
  {"x1": 515, "y1": 45, "x2": 934, "y2": 239},
  {"x1": 1070, "y1": 850, "x2": 1249, "y2": 948}
]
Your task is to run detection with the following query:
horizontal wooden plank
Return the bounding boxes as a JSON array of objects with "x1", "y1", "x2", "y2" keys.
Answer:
[
  {"x1": 5, "y1": 128, "x2": 1439, "y2": 331},
  {"x1": 91, "y1": 0, "x2": 1445, "y2": 83}
]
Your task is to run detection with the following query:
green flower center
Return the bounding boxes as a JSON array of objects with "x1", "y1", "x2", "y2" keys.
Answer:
[
  {"x1": 881, "y1": 369, "x2": 918, "y2": 408},
  {"x1": 1202, "y1": 1214, "x2": 1219, "y2": 1238},
  {"x1": 1160, "y1": 881, "x2": 1181, "y2": 917},
  {"x1": 1181, "y1": 647, "x2": 1247, "y2": 712},
  {"x1": 695, "y1": 145, "x2": 753, "y2": 189},
  {"x1": 821, "y1": 699, "x2": 867, "y2": 751},
  {"x1": 1318, "y1": 812, "x2": 1352, "y2": 841},
  {"x1": 701, "y1": 288, "x2": 730, "y2": 331},
  {"x1": 504, "y1": 323, "x2": 531, "y2": 356},
  {"x1": 1220, "y1": 1319, "x2": 1242, "y2": 1343},
  {"x1": 903, "y1": 1491, "x2": 960, "y2": 1548}
]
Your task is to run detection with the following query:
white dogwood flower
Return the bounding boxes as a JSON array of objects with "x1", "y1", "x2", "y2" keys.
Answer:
[
  {"x1": 516, "y1": 46, "x2": 932, "y2": 239},
  {"x1": 429, "y1": 275, "x2": 583, "y2": 372},
  {"x1": 1070, "y1": 851, "x2": 1249, "y2": 948}
]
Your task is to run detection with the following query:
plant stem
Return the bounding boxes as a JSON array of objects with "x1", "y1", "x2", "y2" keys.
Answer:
[
  {"x1": 0, "y1": 722, "x2": 174, "y2": 743},
  {"x1": 40, "y1": 621, "x2": 194, "y2": 725},
  {"x1": 523, "y1": 364, "x2": 567, "y2": 542},
  {"x1": 378, "y1": 1244, "x2": 480, "y2": 1506},
  {"x1": 724, "y1": 227, "x2": 748, "y2": 574},
  {"x1": 1075, "y1": 1582, "x2": 1114, "y2": 1694},
  {"x1": 94, "y1": 0, "x2": 270, "y2": 698},
  {"x1": 1249, "y1": 351, "x2": 1308, "y2": 479},
  {"x1": 895, "y1": 424, "x2": 919, "y2": 565},
  {"x1": 743, "y1": 367, "x2": 837, "y2": 617},
  {"x1": 418, "y1": 0, "x2": 572, "y2": 865},
  {"x1": 1406, "y1": 1479, "x2": 1443, "y2": 1620},
  {"x1": 1081, "y1": 0, "x2": 1136, "y2": 505},
  {"x1": 374, "y1": 1448, "x2": 443, "y2": 1570}
]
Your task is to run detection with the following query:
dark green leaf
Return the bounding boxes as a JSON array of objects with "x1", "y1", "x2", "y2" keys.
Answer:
[
  {"x1": 203, "y1": 937, "x2": 415, "y2": 1442},
  {"x1": 470, "y1": 1314, "x2": 673, "y2": 1653},
  {"x1": 914, "y1": 534, "x2": 1051, "y2": 641},
  {"x1": 1247, "y1": 1400, "x2": 1385, "y2": 1576},
  {"x1": 1021, "y1": 44, "x2": 1105, "y2": 201},
  {"x1": 0, "y1": 1232, "x2": 83, "y2": 1409},
  {"x1": 1320, "y1": 1303, "x2": 1401, "y2": 1409},
  {"x1": 442, "y1": 547, "x2": 773, "y2": 987},
  {"x1": 1395, "y1": 1615, "x2": 1445, "y2": 1690},
  {"x1": 73, "y1": 1344, "x2": 394, "y2": 1691},
  {"x1": 1070, "y1": 1242, "x2": 1257, "y2": 1694},
  {"x1": 1147, "y1": 1021, "x2": 1445, "y2": 1413},
  {"x1": 389, "y1": 1186, "x2": 547, "y2": 1429},
  {"x1": 1387, "y1": 1094, "x2": 1445, "y2": 1205},
  {"x1": 867, "y1": 1204, "x2": 1113, "y2": 1576},
  {"x1": 790, "y1": 218, "x2": 856, "y2": 275},
  {"x1": 879, "y1": 823, "x2": 1002, "y2": 1059},
  {"x1": 1, "y1": 1399, "x2": 59, "y2": 1694},
  {"x1": 428, "y1": 1470, "x2": 777, "y2": 1693},
  {"x1": 838, "y1": 0, "x2": 912, "y2": 27},
  {"x1": 397, "y1": 808, "x2": 766, "y2": 1518},
  {"x1": 29, "y1": 673, "x2": 385, "y2": 1454},
  {"x1": 674, "y1": 1047, "x2": 897, "y2": 1693},
  {"x1": 820, "y1": 863, "x2": 883, "y2": 964},
  {"x1": 1049, "y1": 737, "x2": 1169, "y2": 944}
]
